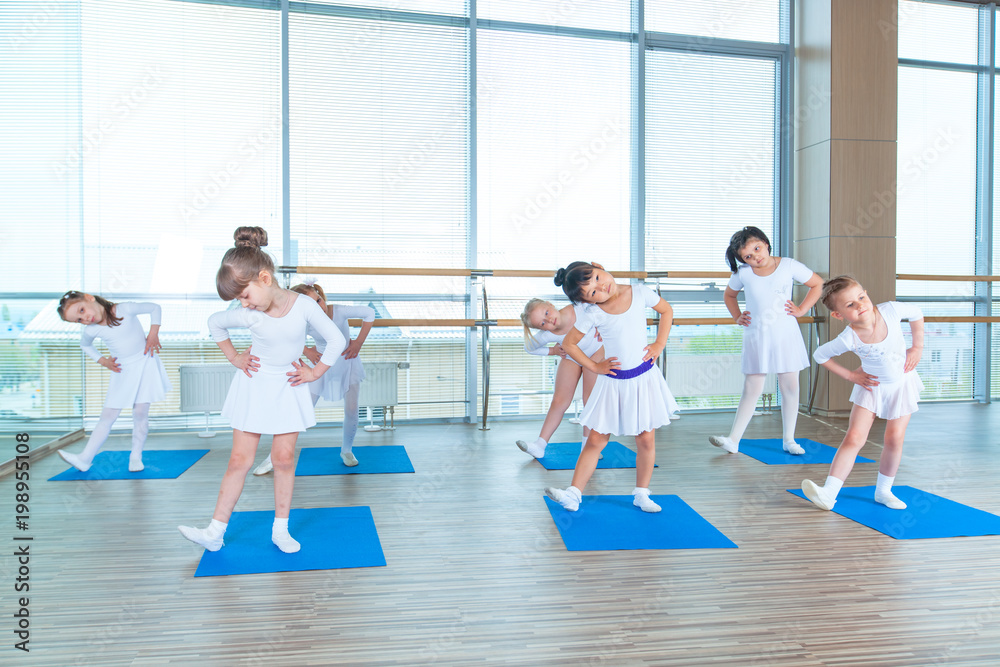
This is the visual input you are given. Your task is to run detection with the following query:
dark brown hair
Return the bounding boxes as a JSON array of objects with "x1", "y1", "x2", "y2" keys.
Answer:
[
  {"x1": 57, "y1": 291, "x2": 122, "y2": 327},
  {"x1": 216, "y1": 227, "x2": 275, "y2": 301},
  {"x1": 725, "y1": 226, "x2": 771, "y2": 273},
  {"x1": 554, "y1": 262, "x2": 596, "y2": 304}
]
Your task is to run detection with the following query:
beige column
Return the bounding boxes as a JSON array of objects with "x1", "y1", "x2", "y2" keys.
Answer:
[{"x1": 795, "y1": 0, "x2": 898, "y2": 414}]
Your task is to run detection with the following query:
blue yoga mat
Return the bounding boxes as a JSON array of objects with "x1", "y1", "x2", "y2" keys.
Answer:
[
  {"x1": 738, "y1": 438, "x2": 874, "y2": 465},
  {"x1": 194, "y1": 506, "x2": 386, "y2": 577},
  {"x1": 788, "y1": 485, "x2": 1000, "y2": 539},
  {"x1": 49, "y1": 450, "x2": 209, "y2": 481},
  {"x1": 295, "y1": 445, "x2": 414, "y2": 476},
  {"x1": 536, "y1": 441, "x2": 655, "y2": 471},
  {"x1": 544, "y1": 494, "x2": 737, "y2": 551}
]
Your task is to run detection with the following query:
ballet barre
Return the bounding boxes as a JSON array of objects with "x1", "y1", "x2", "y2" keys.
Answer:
[{"x1": 283, "y1": 266, "x2": 731, "y2": 280}]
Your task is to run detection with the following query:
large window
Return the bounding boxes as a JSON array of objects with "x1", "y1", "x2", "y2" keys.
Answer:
[
  {"x1": 897, "y1": 0, "x2": 997, "y2": 401},
  {"x1": 2, "y1": 0, "x2": 791, "y2": 436}
]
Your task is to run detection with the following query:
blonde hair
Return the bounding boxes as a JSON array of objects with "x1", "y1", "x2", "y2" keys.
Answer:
[
  {"x1": 820, "y1": 275, "x2": 861, "y2": 311},
  {"x1": 291, "y1": 282, "x2": 328, "y2": 314},
  {"x1": 216, "y1": 226, "x2": 275, "y2": 301},
  {"x1": 57, "y1": 291, "x2": 122, "y2": 327},
  {"x1": 520, "y1": 298, "x2": 550, "y2": 348}
]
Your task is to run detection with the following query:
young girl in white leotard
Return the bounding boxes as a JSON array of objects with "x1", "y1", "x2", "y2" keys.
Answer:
[
  {"x1": 178, "y1": 227, "x2": 346, "y2": 554},
  {"x1": 514, "y1": 298, "x2": 604, "y2": 459},
  {"x1": 56, "y1": 292, "x2": 171, "y2": 473},
  {"x1": 253, "y1": 281, "x2": 375, "y2": 473},
  {"x1": 708, "y1": 226, "x2": 823, "y2": 455},
  {"x1": 801, "y1": 276, "x2": 924, "y2": 511},
  {"x1": 544, "y1": 262, "x2": 678, "y2": 513}
]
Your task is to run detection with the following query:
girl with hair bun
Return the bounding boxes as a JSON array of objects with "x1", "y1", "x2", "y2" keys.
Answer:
[
  {"x1": 178, "y1": 227, "x2": 347, "y2": 554},
  {"x1": 55, "y1": 291, "x2": 171, "y2": 473},
  {"x1": 514, "y1": 297, "x2": 604, "y2": 459},
  {"x1": 707, "y1": 226, "x2": 823, "y2": 455},
  {"x1": 545, "y1": 262, "x2": 678, "y2": 513}
]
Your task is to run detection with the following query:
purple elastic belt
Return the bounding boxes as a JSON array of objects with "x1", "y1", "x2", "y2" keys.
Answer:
[{"x1": 608, "y1": 358, "x2": 655, "y2": 379}]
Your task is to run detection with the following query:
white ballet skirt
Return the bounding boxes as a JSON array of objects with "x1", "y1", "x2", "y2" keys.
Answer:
[
  {"x1": 80, "y1": 302, "x2": 172, "y2": 409},
  {"x1": 524, "y1": 326, "x2": 603, "y2": 368},
  {"x1": 814, "y1": 301, "x2": 925, "y2": 420},
  {"x1": 307, "y1": 304, "x2": 374, "y2": 403},
  {"x1": 208, "y1": 294, "x2": 348, "y2": 434},
  {"x1": 574, "y1": 284, "x2": 679, "y2": 436},
  {"x1": 729, "y1": 257, "x2": 815, "y2": 375}
]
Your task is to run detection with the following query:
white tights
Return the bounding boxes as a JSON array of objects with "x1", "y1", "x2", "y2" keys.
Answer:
[
  {"x1": 79, "y1": 403, "x2": 150, "y2": 464},
  {"x1": 310, "y1": 384, "x2": 361, "y2": 454},
  {"x1": 727, "y1": 373, "x2": 800, "y2": 444}
]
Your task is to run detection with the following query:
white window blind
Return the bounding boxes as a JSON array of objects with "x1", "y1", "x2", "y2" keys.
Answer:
[
  {"x1": 478, "y1": 0, "x2": 630, "y2": 33},
  {"x1": 646, "y1": 0, "x2": 785, "y2": 44},
  {"x1": 898, "y1": 0, "x2": 978, "y2": 66},
  {"x1": 645, "y1": 49, "x2": 778, "y2": 273}
]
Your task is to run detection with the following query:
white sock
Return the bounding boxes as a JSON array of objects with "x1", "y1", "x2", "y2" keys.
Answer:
[
  {"x1": 823, "y1": 475, "x2": 844, "y2": 499},
  {"x1": 517, "y1": 437, "x2": 547, "y2": 458},
  {"x1": 632, "y1": 487, "x2": 661, "y2": 513},
  {"x1": 874, "y1": 473, "x2": 906, "y2": 509},
  {"x1": 875, "y1": 473, "x2": 894, "y2": 496},
  {"x1": 208, "y1": 519, "x2": 227, "y2": 539},
  {"x1": 272, "y1": 517, "x2": 300, "y2": 553}
]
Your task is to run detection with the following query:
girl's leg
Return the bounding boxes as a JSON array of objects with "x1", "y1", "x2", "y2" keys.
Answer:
[
  {"x1": 801, "y1": 405, "x2": 876, "y2": 510},
  {"x1": 517, "y1": 359, "x2": 582, "y2": 458},
  {"x1": 777, "y1": 372, "x2": 804, "y2": 454},
  {"x1": 129, "y1": 402, "x2": 150, "y2": 471},
  {"x1": 544, "y1": 430, "x2": 611, "y2": 511},
  {"x1": 580, "y1": 365, "x2": 599, "y2": 444},
  {"x1": 257, "y1": 396, "x2": 317, "y2": 476},
  {"x1": 179, "y1": 428, "x2": 261, "y2": 550},
  {"x1": 341, "y1": 383, "x2": 360, "y2": 466},
  {"x1": 270, "y1": 431, "x2": 301, "y2": 552},
  {"x1": 632, "y1": 430, "x2": 661, "y2": 512},
  {"x1": 874, "y1": 414, "x2": 911, "y2": 509},
  {"x1": 709, "y1": 374, "x2": 766, "y2": 452},
  {"x1": 58, "y1": 407, "x2": 122, "y2": 471}
]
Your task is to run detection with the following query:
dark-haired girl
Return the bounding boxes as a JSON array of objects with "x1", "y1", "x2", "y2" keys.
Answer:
[
  {"x1": 178, "y1": 227, "x2": 346, "y2": 554},
  {"x1": 56, "y1": 292, "x2": 170, "y2": 473},
  {"x1": 544, "y1": 262, "x2": 677, "y2": 513},
  {"x1": 708, "y1": 227, "x2": 823, "y2": 455}
]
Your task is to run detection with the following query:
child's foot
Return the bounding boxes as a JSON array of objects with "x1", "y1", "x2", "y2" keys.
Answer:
[
  {"x1": 632, "y1": 488, "x2": 661, "y2": 513},
  {"x1": 709, "y1": 435, "x2": 738, "y2": 454},
  {"x1": 272, "y1": 529, "x2": 301, "y2": 553},
  {"x1": 341, "y1": 451, "x2": 359, "y2": 467},
  {"x1": 58, "y1": 449, "x2": 91, "y2": 472},
  {"x1": 782, "y1": 440, "x2": 805, "y2": 455},
  {"x1": 874, "y1": 490, "x2": 907, "y2": 510},
  {"x1": 128, "y1": 453, "x2": 145, "y2": 472},
  {"x1": 801, "y1": 479, "x2": 836, "y2": 511},
  {"x1": 253, "y1": 455, "x2": 273, "y2": 476},
  {"x1": 544, "y1": 486, "x2": 581, "y2": 511},
  {"x1": 516, "y1": 437, "x2": 546, "y2": 459},
  {"x1": 178, "y1": 525, "x2": 224, "y2": 551}
]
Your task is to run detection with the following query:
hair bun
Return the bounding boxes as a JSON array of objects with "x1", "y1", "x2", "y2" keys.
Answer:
[
  {"x1": 553, "y1": 268, "x2": 566, "y2": 287},
  {"x1": 234, "y1": 226, "x2": 268, "y2": 249}
]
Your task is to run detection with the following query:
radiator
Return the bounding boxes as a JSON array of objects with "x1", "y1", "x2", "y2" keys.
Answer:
[
  {"x1": 358, "y1": 362, "x2": 408, "y2": 431},
  {"x1": 665, "y1": 355, "x2": 775, "y2": 401},
  {"x1": 179, "y1": 364, "x2": 235, "y2": 437}
]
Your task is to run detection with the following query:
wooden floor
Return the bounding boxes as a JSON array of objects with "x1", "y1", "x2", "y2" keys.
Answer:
[{"x1": 6, "y1": 403, "x2": 1000, "y2": 666}]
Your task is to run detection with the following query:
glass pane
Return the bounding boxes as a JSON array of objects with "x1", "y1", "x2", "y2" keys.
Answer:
[
  {"x1": 479, "y1": 0, "x2": 630, "y2": 33},
  {"x1": 899, "y1": 0, "x2": 979, "y2": 65},
  {"x1": 646, "y1": 0, "x2": 783, "y2": 44}
]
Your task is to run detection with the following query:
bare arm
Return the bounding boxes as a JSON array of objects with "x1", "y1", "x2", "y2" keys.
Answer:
[{"x1": 786, "y1": 272, "x2": 823, "y2": 318}]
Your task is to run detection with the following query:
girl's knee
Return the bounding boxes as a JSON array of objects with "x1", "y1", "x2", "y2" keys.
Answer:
[{"x1": 228, "y1": 452, "x2": 254, "y2": 472}]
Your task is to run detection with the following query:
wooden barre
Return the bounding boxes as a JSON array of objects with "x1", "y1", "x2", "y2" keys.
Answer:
[
  {"x1": 923, "y1": 316, "x2": 1000, "y2": 323},
  {"x1": 347, "y1": 316, "x2": 825, "y2": 327},
  {"x1": 290, "y1": 266, "x2": 730, "y2": 280}
]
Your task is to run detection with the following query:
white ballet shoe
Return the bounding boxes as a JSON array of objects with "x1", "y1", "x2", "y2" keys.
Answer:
[
  {"x1": 782, "y1": 440, "x2": 805, "y2": 455},
  {"x1": 874, "y1": 491, "x2": 907, "y2": 510},
  {"x1": 272, "y1": 530, "x2": 301, "y2": 553},
  {"x1": 341, "y1": 451, "x2": 359, "y2": 467},
  {"x1": 253, "y1": 455, "x2": 273, "y2": 476},
  {"x1": 632, "y1": 489, "x2": 661, "y2": 513},
  {"x1": 58, "y1": 449, "x2": 92, "y2": 472},
  {"x1": 801, "y1": 479, "x2": 836, "y2": 511},
  {"x1": 178, "y1": 525, "x2": 224, "y2": 551},
  {"x1": 709, "y1": 435, "x2": 738, "y2": 454},
  {"x1": 544, "y1": 487, "x2": 580, "y2": 512},
  {"x1": 128, "y1": 453, "x2": 144, "y2": 472},
  {"x1": 516, "y1": 438, "x2": 546, "y2": 459}
]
